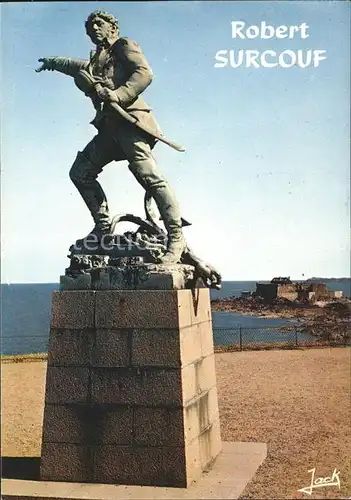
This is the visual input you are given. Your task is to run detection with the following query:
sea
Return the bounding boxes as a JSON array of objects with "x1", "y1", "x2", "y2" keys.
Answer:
[{"x1": 1, "y1": 280, "x2": 350, "y2": 355}]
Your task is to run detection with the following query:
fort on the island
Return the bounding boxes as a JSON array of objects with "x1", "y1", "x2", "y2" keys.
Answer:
[{"x1": 251, "y1": 277, "x2": 343, "y2": 303}]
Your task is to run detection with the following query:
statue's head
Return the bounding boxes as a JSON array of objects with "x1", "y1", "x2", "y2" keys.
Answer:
[{"x1": 85, "y1": 11, "x2": 119, "y2": 46}]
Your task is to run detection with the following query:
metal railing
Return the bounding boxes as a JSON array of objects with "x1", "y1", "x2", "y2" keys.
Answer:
[
  {"x1": 1, "y1": 325, "x2": 350, "y2": 357},
  {"x1": 213, "y1": 325, "x2": 350, "y2": 351}
]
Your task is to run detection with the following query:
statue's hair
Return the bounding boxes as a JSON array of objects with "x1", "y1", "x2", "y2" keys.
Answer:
[{"x1": 85, "y1": 11, "x2": 119, "y2": 34}]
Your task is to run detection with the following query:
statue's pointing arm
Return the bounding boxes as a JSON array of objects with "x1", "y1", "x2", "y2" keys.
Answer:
[
  {"x1": 36, "y1": 57, "x2": 89, "y2": 77},
  {"x1": 112, "y1": 38, "x2": 153, "y2": 106}
]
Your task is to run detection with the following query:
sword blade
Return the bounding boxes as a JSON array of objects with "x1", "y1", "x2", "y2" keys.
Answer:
[{"x1": 108, "y1": 100, "x2": 185, "y2": 152}]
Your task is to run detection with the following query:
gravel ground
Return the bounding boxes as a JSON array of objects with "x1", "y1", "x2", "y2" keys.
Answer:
[
  {"x1": 1, "y1": 348, "x2": 350, "y2": 499},
  {"x1": 1, "y1": 360, "x2": 47, "y2": 457},
  {"x1": 216, "y1": 348, "x2": 351, "y2": 499}
]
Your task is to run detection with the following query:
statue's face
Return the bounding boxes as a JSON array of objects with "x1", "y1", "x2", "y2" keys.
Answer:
[{"x1": 87, "y1": 16, "x2": 117, "y2": 45}]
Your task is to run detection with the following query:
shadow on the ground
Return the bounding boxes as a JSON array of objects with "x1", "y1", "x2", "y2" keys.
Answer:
[{"x1": 1, "y1": 457, "x2": 41, "y2": 480}]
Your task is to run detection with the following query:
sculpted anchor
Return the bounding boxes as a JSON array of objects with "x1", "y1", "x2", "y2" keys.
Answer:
[{"x1": 36, "y1": 10, "x2": 186, "y2": 264}]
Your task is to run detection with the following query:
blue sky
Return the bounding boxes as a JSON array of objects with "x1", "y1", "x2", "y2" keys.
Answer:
[{"x1": 1, "y1": 1, "x2": 350, "y2": 283}]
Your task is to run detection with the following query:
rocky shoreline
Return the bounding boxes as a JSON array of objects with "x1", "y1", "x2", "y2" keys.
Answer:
[
  {"x1": 211, "y1": 297, "x2": 323, "y2": 319},
  {"x1": 211, "y1": 297, "x2": 351, "y2": 340}
]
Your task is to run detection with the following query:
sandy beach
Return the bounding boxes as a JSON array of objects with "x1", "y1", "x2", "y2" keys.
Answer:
[{"x1": 1, "y1": 348, "x2": 350, "y2": 499}]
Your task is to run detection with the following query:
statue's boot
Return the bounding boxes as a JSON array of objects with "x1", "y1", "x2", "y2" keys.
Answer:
[
  {"x1": 69, "y1": 152, "x2": 112, "y2": 246},
  {"x1": 75, "y1": 223, "x2": 112, "y2": 248},
  {"x1": 159, "y1": 217, "x2": 186, "y2": 265},
  {"x1": 129, "y1": 159, "x2": 186, "y2": 264}
]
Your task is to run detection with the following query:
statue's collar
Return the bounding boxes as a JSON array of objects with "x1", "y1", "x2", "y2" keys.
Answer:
[{"x1": 96, "y1": 37, "x2": 119, "y2": 51}]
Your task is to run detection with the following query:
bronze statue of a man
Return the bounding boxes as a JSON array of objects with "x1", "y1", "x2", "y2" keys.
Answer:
[{"x1": 36, "y1": 10, "x2": 185, "y2": 264}]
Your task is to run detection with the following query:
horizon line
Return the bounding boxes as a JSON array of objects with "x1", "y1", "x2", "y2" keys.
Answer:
[{"x1": 1, "y1": 277, "x2": 350, "y2": 285}]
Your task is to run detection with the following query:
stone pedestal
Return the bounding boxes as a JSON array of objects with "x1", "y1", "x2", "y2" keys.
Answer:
[{"x1": 40, "y1": 289, "x2": 222, "y2": 487}]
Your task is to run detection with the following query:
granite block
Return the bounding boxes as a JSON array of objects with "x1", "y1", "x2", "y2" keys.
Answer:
[
  {"x1": 197, "y1": 354, "x2": 218, "y2": 395},
  {"x1": 51, "y1": 291, "x2": 95, "y2": 329},
  {"x1": 180, "y1": 324, "x2": 202, "y2": 367},
  {"x1": 199, "y1": 418, "x2": 222, "y2": 468},
  {"x1": 182, "y1": 354, "x2": 217, "y2": 405},
  {"x1": 94, "y1": 406, "x2": 133, "y2": 444},
  {"x1": 131, "y1": 329, "x2": 180, "y2": 367},
  {"x1": 134, "y1": 407, "x2": 184, "y2": 446},
  {"x1": 45, "y1": 367, "x2": 89, "y2": 404},
  {"x1": 47, "y1": 328, "x2": 94, "y2": 366},
  {"x1": 185, "y1": 437, "x2": 201, "y2": 486},
  {"x1": 91, "y1": 368, "x2": 182, "y2": 406},
  {"x1": 200, "y1": 320, "x2": 215, "y2": 358},
  {"x1": 184, "y1": 387, "x2": 220, "y2": 444},
  {"x1": 185, "y1": 419, "x2": 222, "y2": 485},
  {"x1": 95, "y1": 290, "x2": 192, "y2": 329},
  {"x1": 93, "y1": 445, "x2": 186, "y2": 486},
  {"x1": 42, "y1": 404, "x2": 88, "y2": 444},
  {"x1": 180, "y1": 360, "x2": 197, "y2": 405},
  {"x1": 42, "y1": 404, "x2": 133, "y2": 445},
  {"x1": 40, "y1": 443, "x2": 92, "y2": 482},
  {"x1": 189, "y1": 288, "x2": 212, "y2": 326},
  {"x1": 93, "y1": 329, "x2": 130, "y2": 367}
]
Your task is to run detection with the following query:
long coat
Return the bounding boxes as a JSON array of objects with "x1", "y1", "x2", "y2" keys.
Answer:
[{"x1": 53, "y1": 37, "x2": 162, "y2": 139}]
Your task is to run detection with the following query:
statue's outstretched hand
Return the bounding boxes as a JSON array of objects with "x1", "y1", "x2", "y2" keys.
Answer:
[{"x1": 35, "y1": 57, "x2": 56, "y2": 72}]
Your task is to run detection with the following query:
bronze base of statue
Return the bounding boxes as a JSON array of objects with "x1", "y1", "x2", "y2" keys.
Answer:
[{"x1": 62, "y1": 212, "x2": 221, "y2": 291}]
